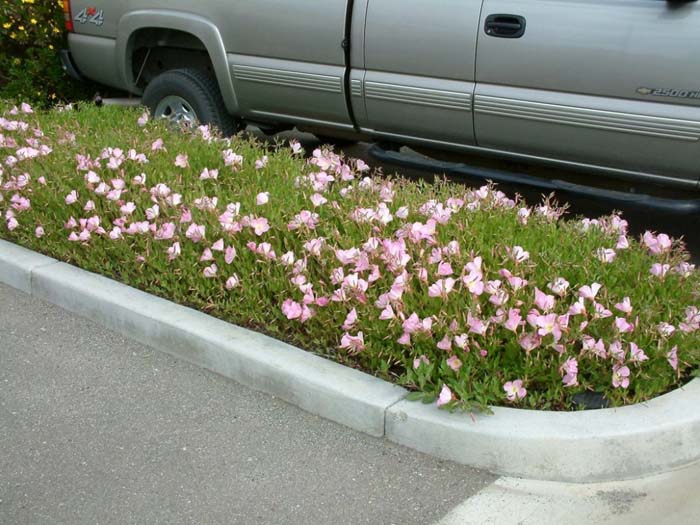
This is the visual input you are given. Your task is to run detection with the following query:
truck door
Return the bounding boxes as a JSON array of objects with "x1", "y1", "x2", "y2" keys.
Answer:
[
  {"x1": 356, "y1": 0, "x2": 483, "y2": 146},
  {"x1": 228, "y1": 1, "x2": 353, "y2": 129},
  {"x1": 474, "y1": 0, "x2": 700, "y2": 184}
]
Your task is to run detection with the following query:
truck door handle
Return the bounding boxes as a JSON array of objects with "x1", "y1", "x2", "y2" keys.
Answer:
[{"x1": 484, "y1": 14, "x2": 526, "y2": 38}]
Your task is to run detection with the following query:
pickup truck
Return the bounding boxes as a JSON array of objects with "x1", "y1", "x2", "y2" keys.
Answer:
[{"x1": 60, "y1": 0, "x2": 700, "y2": 190}]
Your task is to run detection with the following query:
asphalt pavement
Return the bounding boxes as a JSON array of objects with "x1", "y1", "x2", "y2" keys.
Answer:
[{"x1": 0, "y1": 283, "x2": 495, "y2": 525}]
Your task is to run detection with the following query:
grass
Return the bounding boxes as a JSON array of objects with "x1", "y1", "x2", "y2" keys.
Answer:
[{"x1": 1, "y1": 101, "x2": 699, "y2": 411}]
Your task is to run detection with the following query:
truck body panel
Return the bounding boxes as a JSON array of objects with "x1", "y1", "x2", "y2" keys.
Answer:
[{"x1": 65, "y1": 0, "x2": 700, "y2": 189}]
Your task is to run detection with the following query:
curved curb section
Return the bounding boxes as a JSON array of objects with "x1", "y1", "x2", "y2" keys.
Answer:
[{"x1": 2, "y1": 239, "x2": 699, "y2": 482}]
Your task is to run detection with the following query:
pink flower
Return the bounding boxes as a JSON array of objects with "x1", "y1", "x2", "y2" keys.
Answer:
[
  {"x1": 614, "y1": 317, "x2": 635, "y2": 333},
  {"x1": 223, "y1": 246, "x2": 236, "y2": 264},
  {"x1": 379, "y1": 304, "x2": 395, "y2": 321},
  {"x1": 503, "y1": 379, "x2": 527, "y2": 401},
  {"x1": 342, "y1": 308, "x2": 358, "y2": 330},
  {"x1": 519, "y1": 333, "x2": 541, "y2": 353},
  {"x1": 535, "y1": 313, "x2": 568, "y2": 341},
  {"x1": 199, "y1": 168, "x2": 218, "y2": 180},
  {"x1": 614, "y1": 297, "x2": 632, "y2": 314},
  {"x1": 35, "y1": 226, "x2": 44, "y2": 238},
  {"x1": 249, "y1": 217, "x2": 270, "y2": 236},
  {"x1": 65, "y1": 190, "x2": 78, "y2": 205},
  {"x1": 509, "y1": 245, "x2": 529, "y2": 263},
  {"x1": 650, "y1": 263, "x2": 670, "y2": 278},
  {"x1": 339, "y1": 332, "x2": 365, "y2": 354},
  {"x1": 467, "y1": 312, "x2": 488, "y2": 336},
  {"x1": 413, "y1": 355, "x2": 430, "y2": 369},
  {"x1": 616, "y1": 235, "x2": 629, "y2": 250},
  {"x1": 667, "y1": 345, "x2": 678, "y2": 371},
  {"x1": 289, "y1": 140, "x2": 303, "y2": 155},
  {"x1": 310, "y1": 193, "x2": 328, "y2": 207},
  {"x1": 282, "y1": 299, "x2": 303, "y2": 320},
  {"x1": 629, "y1": 342, "x2": 648, "y2": 363},
  {"x1": 397, "y1": 332, "x2": 412, "y2": 346},
  {"x1": 203, "y1": 264, "x2": 218, "y2": 278},
  {"x1": 255, "y1": 156, "x2": 268, "y2": 169},
  {"x1": 120, "y1": 202, "x2": 136, "y2": 215},
  {"x1": 84, "y1": 200, "x2": 95, "y2": 212},
  {"x1": 167, "y1": 242, "x2": 181, "y2": 261},
  {"x1": 437, "y1": 261, "x2": 453, "y2": 276},
  {"x1": 657, "y1": 322, "x2": 676, "y2": 337},
  {"x1": 137, "y1": 112, "x2": 149, "y2": 126},
  {"x1": 174, "y1": 154, "x2": 189, "y2": 168},
  {"x1": 304, "y1": 237, "x2": 326, "y2": 257},
  {"x1": 200, "y1": 248, "x2": 214, "y2": 262},
  {"x1": 428, "y1": 278, "x2": 456, "y2": 299},
  {"x1": 446, "y1": 355, "x2": 462, "y2": 372},
  {"x1": 596, "y1": 248, "x2": 616, "y2": 263},
  {"x1": 504, "y1": 308, "x2": 522, "y2": 332},
  {"x1": 534, "y1": 287, "x2": 555, "y2": 311},
  {"x1": 643, "y1": 231, "x2": 672, "y2": 255},
  {"x1": 578, "y1": 283, "x2": 602, "y2": 301},
  {"x1": 109, "y1": 227, "x2": 122, "y2": 240},
  {"x1": 436, "y1": 384, "x2": 454, "y2": 407},
  {"x1": 151, "y1": 138, "x2": 165, "y2": 151},
  {"x1": 154, "y1": 222, "x2": 176, "y2": 240},
  {"x1": 547, "y1": 277, "x2": 570, "y2": 297},
  {"x1": 560, "y1": 357, "x2": 579, "y2": 387},
  {"x1": 256, "y1": 192, "x2": 269, "y2": 205},
  {"x1": 225, "y1": 274, "x2": 240, "y2": 290},
  {"x1": 185, "y1": 223, "x2": 206, "y2": 243},
  {"x1": 222, "y1": 149, "x2": 244, "y2": 169},
  {"x1": 437, "y1": 334, "x2": 452, "y2": 351},
  {"x1": 612, "y1": 364, "x2": 630, "y2": 389}
]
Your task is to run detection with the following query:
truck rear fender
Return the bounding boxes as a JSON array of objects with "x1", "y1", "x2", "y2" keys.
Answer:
[{"x1": 116, "y1": 10, "x2": 239, "y2": 114}]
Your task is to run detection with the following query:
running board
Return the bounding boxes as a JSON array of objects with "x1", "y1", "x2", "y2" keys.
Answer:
[{"x1": 367, "y1": 144, "x2": 700, "y2": 215}]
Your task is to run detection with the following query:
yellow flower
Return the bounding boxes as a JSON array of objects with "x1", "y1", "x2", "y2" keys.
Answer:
[
  {"x1": 31, "y1": 18, "x2": 37, "y2": 25},
  {"x1": 22, "y1": 0, "x2": 36, "y2": 4},
  {"x1": 2, "y1": 22, "x2": 11, "y2": 29}
]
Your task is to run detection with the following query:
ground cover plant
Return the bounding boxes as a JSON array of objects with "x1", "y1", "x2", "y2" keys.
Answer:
[{"x1": 2, "y1": 102, "x2": 699, "y2": 411}]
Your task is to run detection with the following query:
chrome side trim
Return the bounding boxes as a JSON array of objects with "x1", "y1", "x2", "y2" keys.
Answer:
[
  {"x1": 360, "y1": 127, "x2": 700, "y2": 189},
  {"x1": 351, "y1": 78, "x2": 363, "y2": 97},
  {"x1": 365, "y1": 82, "x2": 471, "y2": 111},
  {"x1": 232, "y1": 65, "x2": 342, "y2": 94},
  {"x1": 474, "y1": 95, "x2": 700, "y2": 142}
]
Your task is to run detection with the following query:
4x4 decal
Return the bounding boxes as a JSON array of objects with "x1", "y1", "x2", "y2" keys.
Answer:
[{"x1": 74, "y1": 7, "x2": 104, "y2": 27}]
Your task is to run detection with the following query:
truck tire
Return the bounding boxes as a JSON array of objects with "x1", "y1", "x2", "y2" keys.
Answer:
[{"x1": 142, "y1": 68, "x2": 239, "y2": 137}]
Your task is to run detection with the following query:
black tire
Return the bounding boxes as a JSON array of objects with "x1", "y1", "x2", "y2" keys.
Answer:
[{"x1": 142, "y1": 68, "x2": 239, "y2": 137}]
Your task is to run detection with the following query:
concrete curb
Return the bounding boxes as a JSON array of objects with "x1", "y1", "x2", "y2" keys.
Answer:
[{"x1": 2, "y1": 238, "x2": 699, "y2": 482}]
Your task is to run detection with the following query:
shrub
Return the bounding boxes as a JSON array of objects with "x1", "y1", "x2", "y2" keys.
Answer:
[
  {"x1": 0, "y1": 0, "x2": 96, "y2": 105},
  {"x1": 1, "y1": 102, "x2": 699, "y2": 411}
]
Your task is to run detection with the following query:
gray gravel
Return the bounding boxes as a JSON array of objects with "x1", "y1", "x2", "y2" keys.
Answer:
[{"x1": 0, "y1": 283, "x2": 495, "y2": 525}]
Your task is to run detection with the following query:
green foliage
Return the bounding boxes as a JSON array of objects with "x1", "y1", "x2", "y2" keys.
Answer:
[
  {"x1": 0, "y1": 0, "x2": 97, "y2": 105},
  {"x1": 2, "y1": 103, "x2": 699, "y2": 411}
]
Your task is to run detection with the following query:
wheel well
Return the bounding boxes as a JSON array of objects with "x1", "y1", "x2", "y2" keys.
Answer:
[{"x1": 129, "y1": 28, "x2": 214, "y2": 90}]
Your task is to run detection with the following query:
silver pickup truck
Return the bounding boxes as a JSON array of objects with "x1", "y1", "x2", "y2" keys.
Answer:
[{"x1": 61, "y1": 0, "x2": 700, "y2": 189}]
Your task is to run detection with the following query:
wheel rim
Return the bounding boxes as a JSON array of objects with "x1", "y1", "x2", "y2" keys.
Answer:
[{"x1": 153, "y1": 96, "x2": 198, "y2": 128}]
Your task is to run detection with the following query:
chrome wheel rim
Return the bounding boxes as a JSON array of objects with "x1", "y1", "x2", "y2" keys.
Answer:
[{"x1": 154, "y1": 96, "x2": 198, "y2": 128}]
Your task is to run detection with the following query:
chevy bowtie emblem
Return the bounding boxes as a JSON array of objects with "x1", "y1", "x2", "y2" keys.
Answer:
[{"x1": 636, "y1": 87, "x2": 652, "y2": 96}]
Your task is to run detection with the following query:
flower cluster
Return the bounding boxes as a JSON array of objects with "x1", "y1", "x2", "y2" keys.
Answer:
[{"x1": 2, "y1": 102, "x2": 698, "y2": 411}]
